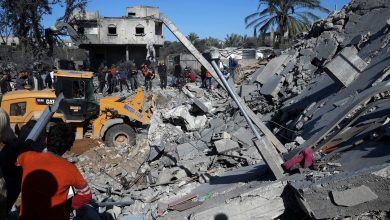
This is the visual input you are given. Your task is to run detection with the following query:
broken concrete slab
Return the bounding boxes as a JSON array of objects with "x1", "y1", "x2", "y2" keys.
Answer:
[
  {"x1": 331, "y1": 185, "x2": 378, "y2": 207},
  {"x1": 190, "y1": 182, "x2": 286, "y2": 220},
  {"x1": 315, "y1": 32, "x2": 339, "y2": 60},
  {"x1": 240, "y1": 84, "x2": 258, "y2": 98},
  {"x1": 192, "y1": 98, "x2": 209, "y2": 113},
  {"x1": 259, "y1": 74, "x2": 285, "y2": 98},
  {"x1": 200, "y1": 128, "x2": 213, "y2": 143},
  {"x1": 249, "y1": 65, "x2": 265, "y2": 84},
  {"x1": 214, "y1": 139, "x2": 240, "y2": 153},
  {"x1": 209, "y1": 118, "x2": 224, "y2": 129},
  {"x1": 289, "y1": 164, "x2": 390, "y2": 219},
  {"x1": 176, "y1": 143, "x2": 201, "y2": 161},
  {"x1": 232, "y1": 127, "x2": 255, "y2": 147},
  {"x1": 256, "y1": 54, "x2": 290, "y2": 84},
  {"x1": 324, "y1": 46, "x2": 368, "y2": 87},
  {"x1": 279, "y1": 60, "x2": 295, "y2": 77},
  {"x1": 212, "y1": 132, "x2": 231, "y2": 141},
  {"x1": 163, "y1": 105, "x2": 207, "y2": 131}
]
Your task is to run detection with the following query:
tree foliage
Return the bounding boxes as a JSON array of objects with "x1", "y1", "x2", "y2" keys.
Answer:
[
  {"x1": 187, "y1": 32, "x2": 200, "y2": 44},
  {"x1": 0, "y1": 0, "x2": 87, "y2": 58},
  {"x1": 224, "y1": 34, "x2": 261, "y2": 48},
  {"x1": 161, "y1": 36, "x2": 222, "y2": 58},
  {"x1": 245, "y1": 0, "x2": 329, "y2": 47},
  {"x1": 224, "y1": 34, "x2": 243, "y2": 47}
]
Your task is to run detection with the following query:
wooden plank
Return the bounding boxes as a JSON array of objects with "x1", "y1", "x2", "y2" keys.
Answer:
[{"x1": 254, "y1": 138, "x2": 285, "y2": 179}]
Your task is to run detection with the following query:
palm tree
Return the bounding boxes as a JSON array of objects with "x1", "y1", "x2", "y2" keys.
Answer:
[
  {"x1": 224, "y1": 34, "x2": 243, "y2": 47},
  {"x1": 187, "y1": 32, "x2": 200, "y2": 44},
  {"x1": 245, "y1": 0, "x2": 329, "y2": 47}
]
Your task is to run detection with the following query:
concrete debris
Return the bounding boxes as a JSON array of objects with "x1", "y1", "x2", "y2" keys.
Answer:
[
  {"x1": 214, "y1": 139, "x2": 240, "y2": 154},
  {"x1": 255, "y1": 54, "x2": 290, "y2": 85},
  {"x1": 232, "y1": 127, "x2": 255, "y2": 147},
  {"x1": 191, "y1": 98, "x2": 209, "y2": 113},
  {"x1": 162, "y1": 105, "x2": 207, "y2": 131},
  {"x1": 38, "y1": 1, "x2": 390, "y2": 219},
  {"x1": 331, "y1": 185, "x2": 378, "y2": 207},
  {"x1": 289, "y1": 165, "x2": 390, "y2": 219},
  {"x1": 176, "y1": 143, "x2": 202, "y2": 161},
  {"x1": 191, "y1": 182, "x2": 286, "y2": 220},
  {"x1": 324, "y1": 46, "x2": 368, "y2": 87},
  {"x1": 211, "y1": 132, "x2": 231, "y2": 141}
]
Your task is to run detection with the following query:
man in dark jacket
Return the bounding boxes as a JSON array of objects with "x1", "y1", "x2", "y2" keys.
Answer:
[
  {"x1": 119, "y1": 68, "x2": 130, "y2": 92},
  {"x1": 172, "y1": 63, "x2": 181, "y2": 87},
  {"x1": 97, "y1": 66, "x2": 107, "y2": 94},
  {"x1": 16, "y1": 71, "x2": 27, "y2": 90},
  {"x1": 128, "y1": 63, "x2": 139, "y2": 91},
  {"x1": 0, "y1": 72, "x2": 12, "y2": 94},
  {"x1": 157, "y1": 62, "x2": 167, "y2": 89}
]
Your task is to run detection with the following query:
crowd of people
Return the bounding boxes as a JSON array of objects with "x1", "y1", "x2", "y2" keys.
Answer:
[
  {"x1": 96, "y1": 61, "x2": 201, "y2": 94},
  {"x1": 0, "y1": 66, "x2": 56, "y2": 95},
  {"x1": 0, "y1": 55, "x2": 240, "y2": 97}
]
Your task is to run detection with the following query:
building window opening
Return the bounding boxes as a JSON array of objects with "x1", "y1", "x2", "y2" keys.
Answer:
[
  {"x1": 155, "y1": 22, "x2": 162, "y2": 35},
  {"x1": 135, "y1": 25, "x2": 145, "y2": 36},
  {"x1": 108, "y1": 24, "x2": 117, "y2": 35},
  {"x1": 128, "y1": 12, "x2": 136, "y2": 17}
]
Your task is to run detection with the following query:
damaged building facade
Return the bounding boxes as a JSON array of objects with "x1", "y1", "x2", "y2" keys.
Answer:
[{"x1": 72, "y1": 6, "x2": 164, "y2": 70}]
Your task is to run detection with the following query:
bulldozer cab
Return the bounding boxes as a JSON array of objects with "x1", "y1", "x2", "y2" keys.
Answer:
[{"x1": 54, "y1": 70, "x2": 99, "y2": 121}]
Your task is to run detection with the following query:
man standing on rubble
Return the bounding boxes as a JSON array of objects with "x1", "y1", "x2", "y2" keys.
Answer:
[
  {"x1": 229, "y1": 55, "x2": 239, "y2": 82},
  {"x1": 141, "y1": 63, "x2": 154, "y2": 91},
  {"x1": 118, "y1": 67, "x2": 130, "y2": 92},
  {"x1": 158, "y1": 61, "x2": 167, "y2": 89},
  {"x1": 128, "y1": 63, "x2": 139, "y2": 91},
  {"x1": 110, "y1": 64, "x2": 118, "y2": 93},
  {"x1": 16, "y1": 123, "x2": 92, "y2": 220},
  {"x1": 172, "y1": 63, "x2": 181, "y2": 87},
  {"x1": 98, "y1": 66, "x2": 107, "y2": 94}
]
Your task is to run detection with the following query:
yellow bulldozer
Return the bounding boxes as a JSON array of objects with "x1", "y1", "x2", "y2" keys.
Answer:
[{"x1": 0, "y1": 70, "x2": 153, "y2": 147}]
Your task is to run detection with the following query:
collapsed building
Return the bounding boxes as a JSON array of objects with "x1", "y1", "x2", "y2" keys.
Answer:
[
  {"x1": 62, "y1": 0, "x2": 390, "y2": 219},
  {"x1": 0, "y1": 0, "x2": 387, "y2": 219},
  {"x1": 70, "y1": 6, "x2": 164, "y2": 70}
]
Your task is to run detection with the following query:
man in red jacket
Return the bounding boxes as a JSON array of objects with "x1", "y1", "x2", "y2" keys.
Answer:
[{"x1": 16, "y1": 123, "x2": 91, "y2": 220}]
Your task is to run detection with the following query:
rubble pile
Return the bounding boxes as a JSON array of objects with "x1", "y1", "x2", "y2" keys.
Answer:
[{"x1": 69, "y1": 0, "x2": 390, "y2": 219}]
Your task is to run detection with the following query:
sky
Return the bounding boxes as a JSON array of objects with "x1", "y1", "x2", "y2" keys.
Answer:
[{"x1": 43, "y1": 0, "x2": 351, "y2": 41}]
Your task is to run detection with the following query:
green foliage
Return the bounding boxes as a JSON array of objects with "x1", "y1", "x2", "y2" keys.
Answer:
[
  {"x1": 187, "y1": 32, "x2": 200, "y2": 44},
  {"x1": 224, "y1": 34, "x2": 243, "y2": 47},
  {"x1": 0, "y1": 0, "x2": 87, "y2": 58},
  {"x1": 245, "y1": 0, "x2": 330, "y2": 47},
  {"x1": 224, "y1": 34, "x2": 262, "y2": 48},
  {"x1": 159, "y1": 41, "x2": 187, "y2": 58}
]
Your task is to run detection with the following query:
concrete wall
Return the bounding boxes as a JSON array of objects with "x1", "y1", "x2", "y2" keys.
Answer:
[
  {"x1": 78, "y1": 6, "x2": 164, "y2": 46},
  {"x1": 88, "y1": 18, "x2": 163, "y2": 45},
  {"x1": 165, "y1": 53, "x2": 201, "y2": 73},
  {"x1": 127, "y1": 6, "x2": 160, "y2": 18},
  {"x1": 179, "y1": 53, "x2": 201, "y2": 73}
]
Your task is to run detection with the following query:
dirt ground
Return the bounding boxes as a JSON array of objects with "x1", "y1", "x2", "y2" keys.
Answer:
[{"x1": 69, "y1": 138, "x2": 101, "y2": 155}]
